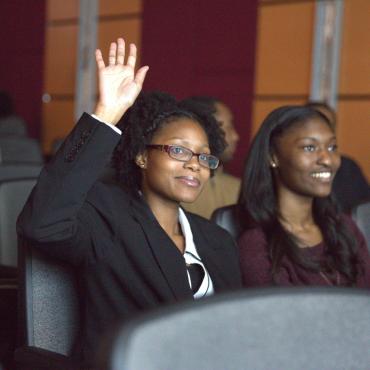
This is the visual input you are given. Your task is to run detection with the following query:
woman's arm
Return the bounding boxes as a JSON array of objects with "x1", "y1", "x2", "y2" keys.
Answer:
[{"x1": 17, "y1": 38, "x2": 148, "y2": 264}]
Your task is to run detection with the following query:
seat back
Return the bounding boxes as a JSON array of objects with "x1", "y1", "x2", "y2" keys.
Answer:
[
  {"x1": 107, "y1": 288, "x2": 370, "y2": 370},
  {"x1": 0, "y1": 164, "x2": 42, "y2": 182},
  {"x1": 352, "y1": 199, "x2": 370, "y2": 251},
  {"x1": 211, "y1": 204, "x2": 245, "y2": 239},
  {"x1": 0, "y1": 115, "x2": 27, "y2": 136},
  {"x1": 0, "y1": 136, "x2": 43, "y2": 164},
  {"x1": 18, "y1": 239, "x2": 80, "y2": 356},
  {"x1": 0, "y1": 178, "x2": 37, "y2": 266}
]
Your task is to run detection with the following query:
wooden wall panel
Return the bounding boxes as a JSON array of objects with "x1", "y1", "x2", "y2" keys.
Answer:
[
  {"x1": 42, "y1": 101, "x2": 74, "y2": 153},
  {"x1": 337, "y1": 101, "x2": 370, "y2": 180},
  {"x1": 252, "y1": 98, "x2": 307, "y2": 138},
  {"x1": 43, "y1": 25, "x2": 78, "y2": 94},
  {"x1": 47, "y1": 0, "x2": 78, "y2": 20},
  {"x1": 255, "y1": 2, "x2": 315, "y2": 95},
  {"x1": 339, "y1": 0, "x2": 370, "y2": 94},
  {"x1": 99, "y1": 0, "x2": 142, "y2": 15},
  {"x1": 98, "y1": 19, "x2": 142, "y2": 64},
  {"x1": 252, "y1": 0, "x2": 370, "y2": 181},
  {"x1": 42, "y1": 0, "x2": 143, "y2": 154}
]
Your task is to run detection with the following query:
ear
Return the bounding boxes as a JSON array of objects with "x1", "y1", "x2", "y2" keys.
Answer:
[
  {"x1": 135, "y1": 152, "x2": 147, "y2": 169},
  {"x1": 269, "y1": 153, "x2": 279, "y2": 168}
]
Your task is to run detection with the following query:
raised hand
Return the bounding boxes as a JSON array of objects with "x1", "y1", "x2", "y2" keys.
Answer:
[{"x1": 94, "y1": 38, "x2": 149, "y2": 125}]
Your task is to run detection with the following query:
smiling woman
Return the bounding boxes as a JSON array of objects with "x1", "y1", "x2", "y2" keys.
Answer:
[
  {"x1": 237, "y1": 105, "x2": 370, "y2": 288},
  {"x1": 17, "y1": 38, "x2": 242, "y2": 369}
]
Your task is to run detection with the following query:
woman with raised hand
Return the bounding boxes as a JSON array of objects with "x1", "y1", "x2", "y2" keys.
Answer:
[
  {"x1": 238, "y1": 105, "x2": 370, "y2": 288},
  {"x1": 18, "y1": 38, "x2": 241, "y2": 368}
]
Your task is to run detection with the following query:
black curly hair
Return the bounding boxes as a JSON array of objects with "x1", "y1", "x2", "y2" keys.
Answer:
[{"x1": 112, "y1": 91, "x2": 226, "y2": 194}]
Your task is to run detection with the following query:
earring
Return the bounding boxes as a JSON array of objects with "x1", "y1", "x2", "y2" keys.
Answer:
[{"x1": 271, "y1": 162, "x2": 277, "y2": 168}]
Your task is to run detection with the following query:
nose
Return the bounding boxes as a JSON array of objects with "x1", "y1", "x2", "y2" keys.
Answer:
[
  {"x1": 317, "y1": 148, "x2": 333, "y2": 166},
  {"x1": 184, "y1": 155, "x2": 201, "y2": 172}
]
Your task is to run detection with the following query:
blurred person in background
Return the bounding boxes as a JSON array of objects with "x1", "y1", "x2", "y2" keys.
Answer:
[
  {"x1": 181, "y1": 96, "x2": 240, "y2": 219},
  {"x1": 0, "y1": 91, "x2": 27, "y2": 136}
]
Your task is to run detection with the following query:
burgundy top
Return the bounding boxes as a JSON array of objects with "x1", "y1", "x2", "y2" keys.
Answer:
[{"x1": 238, "y1": 215, "x2": 370, "y2": 288}]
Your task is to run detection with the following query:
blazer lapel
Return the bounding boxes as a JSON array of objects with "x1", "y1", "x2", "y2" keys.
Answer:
[{"x1": 129, "y1": 197, "x2": 193, "y2": 301}]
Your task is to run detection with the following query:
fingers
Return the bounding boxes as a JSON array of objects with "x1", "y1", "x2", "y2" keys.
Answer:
[
  {"x1": 116, "y1": 38, "x2": 125, "y2": 65},
  {"x1": 95, "y1": 49, "x2": 105, "y2": 69},
  {"x1": 134, "y1": 66, "x2": 149, "y2": 88},
  {"x1": 126, "y1": 43, "x2": 137, "y2": 69},
  {"x1": 96, "y1": 38, "x2": 140, "y2": 69},
  {"x1": 108, "y1": 42, "x2": 117, "y2": 65}
]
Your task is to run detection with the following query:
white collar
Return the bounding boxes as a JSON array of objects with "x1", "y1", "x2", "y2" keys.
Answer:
[{"x1": 178, "y1": 208, "x2": 214, "y2": 299}]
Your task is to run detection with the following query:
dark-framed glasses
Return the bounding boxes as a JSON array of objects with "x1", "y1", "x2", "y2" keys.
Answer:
[{"x1": 146, "y1": 144, "x2": 219, "y2": 170}]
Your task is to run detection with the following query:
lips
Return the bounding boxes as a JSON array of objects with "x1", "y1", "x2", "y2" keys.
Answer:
[{"x1": 176, "y1": 176, "x2": 201, "y2": 187}]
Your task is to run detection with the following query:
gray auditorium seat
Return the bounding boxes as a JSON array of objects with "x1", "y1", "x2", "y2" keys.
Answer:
[
  {"x1": 211, "y1": 204, "x2": 244, "y2": 239},
  {"x1": 0, "y1": 164, "x2": 42, "y2": 182},
  {"x1": 0, "y1": 136, "x2": 43, "y2": 164},
  {"x1": 0, "y1": 178, "x2": 37, "y2": 267},
  {"x1": 352, "y1": 199, "x2": 370, "y2": 251},
  {"x1": 0, "y1": 115, "x2": 27, "y2": 136},
  {"x1": 15, "y1": 239, "x2": 80, "y2": 370},
  {"x1": 105, "y1": 288, "x2": 370, "y2": 370}
]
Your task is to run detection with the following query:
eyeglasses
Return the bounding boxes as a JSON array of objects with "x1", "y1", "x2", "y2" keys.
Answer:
[{"x1": 146, "y1": 144, "x2": 219, "y2": 170}]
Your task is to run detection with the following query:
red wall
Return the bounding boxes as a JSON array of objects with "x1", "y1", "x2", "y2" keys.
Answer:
[
  {"x1": 142, "y1": 0, "x2": 258, "y2": 177},
  {"x1": 0, "y1": 0, "x2": 46, "y2": 139}
]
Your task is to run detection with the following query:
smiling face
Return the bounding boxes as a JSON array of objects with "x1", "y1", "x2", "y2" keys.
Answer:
[
  {"x1": 271, "y1": 118, "x2": 341, "y2": 201},
  {"x1": 139, "y1": 117, "x2": 212, "y2": 206}
]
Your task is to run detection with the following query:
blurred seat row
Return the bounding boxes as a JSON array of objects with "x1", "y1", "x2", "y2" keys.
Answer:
[{"x1": 0, "y1": 130, "x2": 43, "y2": 369}]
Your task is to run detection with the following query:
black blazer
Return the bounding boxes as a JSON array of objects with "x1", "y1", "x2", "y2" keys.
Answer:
[{"x1": 17, "y1": 114, "x2": 242, "y2": 366}]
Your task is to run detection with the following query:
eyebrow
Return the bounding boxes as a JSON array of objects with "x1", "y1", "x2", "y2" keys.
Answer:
[
  {"x1": 295, "y1": 135, "x2": 337, "y2": 142},
  {"x1": 166, "y1": 138, "x2": 210, "y2": 150}
]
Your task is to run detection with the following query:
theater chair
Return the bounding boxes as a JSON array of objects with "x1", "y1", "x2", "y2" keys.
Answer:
[
  {"x1": 15, "y1": 238, "x2": 80, "y2": 370},
  {"x1": 0, "y1": 136, "x2": 43, "y2": 165},
  {"x1": 0, "y1": 164, "x2": 42, "y2": 182},
  {"x1": 351, "y1": 199, "x2": 370, "y2": 251},
  {"x1": 211, "y1": 204, "x2": 245, "y2": 239},
  {"x1": 0, "y1": 178, "x2": 39, "y2": 369},
  {"x1": 101, "y1": 287, "x2": 370, "y2": 370}
]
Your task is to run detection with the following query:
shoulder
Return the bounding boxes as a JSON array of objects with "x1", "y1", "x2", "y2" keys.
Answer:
[
  {"x1": 85, "y1": 180, "x2": 131, "y2": 213},
  {"x1": 238, "y1": 226, "x2": 267, "y2": 247}
]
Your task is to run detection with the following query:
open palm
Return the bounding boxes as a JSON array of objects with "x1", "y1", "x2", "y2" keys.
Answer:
[{"x1": 95, "y1": 38, "x2": 149, "y2": 124}]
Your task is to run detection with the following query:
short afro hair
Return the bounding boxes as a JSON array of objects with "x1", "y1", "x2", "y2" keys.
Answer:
[{"x1": 112, "y1": 91, "x2": 226, "y2": 194}]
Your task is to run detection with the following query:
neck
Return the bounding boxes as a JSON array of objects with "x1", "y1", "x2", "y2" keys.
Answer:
[
  {"x1": 277, "y1": 188, "x2": 315, "y2": 230},
  {"x1": 143, "y1": 192, "x2": 182, "y2": 236}
]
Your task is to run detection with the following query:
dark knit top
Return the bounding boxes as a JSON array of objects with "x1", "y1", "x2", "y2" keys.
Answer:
[{"x1": 238, "y1": 215, "x2": 370, "y2": 288}]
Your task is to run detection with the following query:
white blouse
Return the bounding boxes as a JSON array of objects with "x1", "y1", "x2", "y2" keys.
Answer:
[{"x1": 178, "y1": 208, "x2": 214, "y2": 299}]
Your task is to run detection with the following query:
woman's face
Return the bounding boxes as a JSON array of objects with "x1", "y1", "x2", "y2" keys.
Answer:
[
  {"x1": 139, "y1": 118, "x2": 211, "y2": 205},
  {"x1": 271, "y1": 118, "x2": 341, "y2": 200}
]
